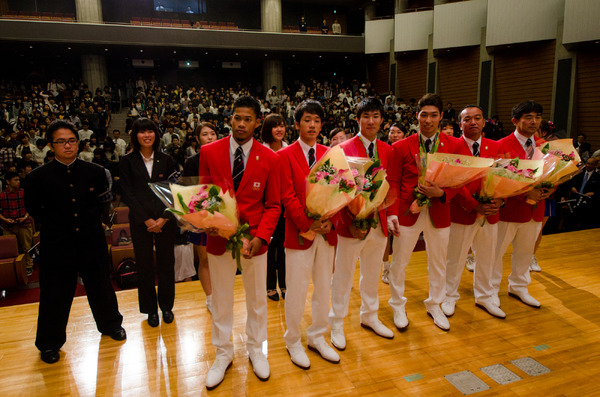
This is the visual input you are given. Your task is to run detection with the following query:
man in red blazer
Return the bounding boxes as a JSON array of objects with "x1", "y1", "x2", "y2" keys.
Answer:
[
  {"x1": 198, "y1": 96, "x2": 281, "y2": 389},
  {"x1": 279, "y1": 99, "x2": 339, "y2": 370},
  {"x1": 443, "y1": 105, "x2": 505, "y2": 319},
  {"x1": 329, "y1": 97, "x2": 395, "y2": 351},
  {"x1": 493, "y1": 101, "x2": 551, "y2": 309},
  {"x1": 386, "y1": 93, "x2": 462, "y2": 331}
]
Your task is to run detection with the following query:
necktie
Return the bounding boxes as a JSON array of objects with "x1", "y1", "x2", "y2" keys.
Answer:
[
  {"x1": 525, "y1": 138, "x2": 534, "y2": 159},
  {"x1": 425, "y1": 139, "x2": 432, "y2": 153},
  {"x1": 472, "y1": 142, "x2": 480, "y2": 157},
  {"x1": 580, "y1": 172, "x2": 590, "y2": 193},
  {"x1": 368, "y1": 142, "x2": 375, "y2": 160},
  {"x1": 308, "y1": 147, "x2": 316, "y2": 169},
  {"x1": 232, "y1": 146, "x2": 244, "y2": 191}
]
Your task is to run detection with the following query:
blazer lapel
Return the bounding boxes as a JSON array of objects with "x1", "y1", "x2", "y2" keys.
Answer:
[
  {"x1": 292, "y1": 141, "x2": 310, "y2": 174},
  {"x1": 236, "y1": 139, "x2": 259, "y2": 193},
  {"x1": 134, "y1": 151, "x2": 151, "y2": 181},
  {"x1": 508, "y1": 133, "x2": 527, "y2": 159},
  {"x1": 408, "y1": 134, "x2": 420, "y2": 166}
]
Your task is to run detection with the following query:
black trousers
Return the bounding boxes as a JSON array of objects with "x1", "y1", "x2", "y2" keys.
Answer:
[
  {"x1": 266, "y1": 212, "x2": 286, "y2": 290},
  {"x1": 35, "y1": 256, "x2": 123, "y2": 351},
  {"x1": 130, "y1": 219, "x2": 176, "y2": 314}
]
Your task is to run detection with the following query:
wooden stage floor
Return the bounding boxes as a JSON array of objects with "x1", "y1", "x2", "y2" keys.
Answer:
[{"x1": 1, "y1": 229, "x2": 599, "y2": 396}]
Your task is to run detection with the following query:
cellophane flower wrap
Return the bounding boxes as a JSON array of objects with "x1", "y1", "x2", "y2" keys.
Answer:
[
  {"x1": 346, "y1": 156, "x2": 390, "y2": 230},
  {"x1": 536, "y1": 139, "x2": 583, "y2": 187},
  {"x1": 302, "y1": 145, "x2": 357, "y2": 240},
  {"x1": 149, "y1": 176, "x2": 250, "y2": 271},
  {"x1": 477, "y1": 158, "x2": 544, "y2": 202},
  {"x1": 425, "y1": 153, "x2": 494, "y2": 188}
]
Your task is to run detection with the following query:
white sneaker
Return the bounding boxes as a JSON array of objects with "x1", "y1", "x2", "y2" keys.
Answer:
[
  {"x1": 529, "y1": 255, "x2": 541, "y2": 272},
  {"x1": 441, "y1": 301, "x2": 455, "y2": 317},
  {"x1": 361, "y1": 318, "x2": 394, "y2": 339},
  {"x1": 427, "y1": 305, "x2": 450, "y2": 331},
  {"x1": 248, "y1": 351, "x2": 270, "y2": 381},
  {"x1": 206, "y1": 357, "x2": 232, "y2": 389},
  {"x1": 287, "y1": 343, "x2": 310, "y2": 369},
  {"x1": 381, "y1": 268, "x2": 390, "y2": 284},
  {"x1": 308, "y1": 341, "x2": 340, "y2": 364},
  {"x1": 393, "y1": 309, "x2": 409, "y2": 330},
  {"x1": 330, "y1": 327, "x2": 346, "y2": 351},
  {"x1": 206, "y1": 294, "x2": 213, "y2": 315},
  {"x1": 465, "y1": 253, "x2": 475, "y2": 272},
  {"x1": 508, "y1": 289, "x2": 541, "y2": 308}
]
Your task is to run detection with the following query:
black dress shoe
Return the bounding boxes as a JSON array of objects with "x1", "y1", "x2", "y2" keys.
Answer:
[
  {"x1": 163, "y1": 310, "x2": 174, "y2": 324},
  {"x1": 104, "y1": 327, "x2": 127, "y2": 341},
  {"x1": 41, "y1": 349, "x2": 60, "y2": 364},
  {"x1": 148, "y1": 313, "x2": 159, "y2": 327},
  {"x1": 267, "y1": 289, "x2": 279, "y2": 302}
]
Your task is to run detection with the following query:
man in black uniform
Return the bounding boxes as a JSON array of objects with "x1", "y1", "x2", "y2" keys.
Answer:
[{"x1": 25, "y1": 120, "x2": 126, "y2": 364}]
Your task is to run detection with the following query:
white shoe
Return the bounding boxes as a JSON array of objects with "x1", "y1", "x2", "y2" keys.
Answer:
[
  {"x1": 330, "y1": 328, "x2": 346, "y2": 351},
  {"x1": 361, "y1": 318, "x2": 394, "y2": 339},
  {"x1": 248, "y1": 351, "x2": 270, "y2": 381},
  {"x1": 308, "y1": 341, "x2": 340, "y2": 364},
  {"x1": 529, "y1": 256, "x2": 541, "y2": 272},
  {"x1": 508, "y1": 290, "x2": 541, "y2": 308},
  {"x1": 492, "y1": 295, "x2": 501, "y2": 308},
  {"x1": 381, "y1": 268, "x2": 390, "y2": 284},
  {"x1": 441, "y1": 301, "x2": 455, "y2": 317},
  {"x1": 286, "y1": 343, "x2": 310, "y2": 369},
  {"x1": 206, "y1": 357, "x2": 232, "y2": 389},
  {"x1": 475, "y1": 300, "x2": 506, "y2": 319},
  {"x1": 206, "y1": 295, "x2": 213, "y2": 315},
  {"x1": 393, "y1": 309, "x2": 409, "y2": 330},
  {"x1": 465, "y1": 253, "x2": 475, "y2": 272},
  {"x1": 427, "y1": 305, "x2": 450, "y2": 331}
]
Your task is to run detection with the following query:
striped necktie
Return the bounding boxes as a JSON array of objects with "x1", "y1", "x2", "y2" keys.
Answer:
[
  {"x1": 308, "y1": 147, "x2": 316, "y2": 169},
  {"x1": 232, "y1": 146, "x2": 244, "y2": 191},
  {"x1": 472, "y1": 142, "x2": 480, "y2": 157},
  {"x1": 525, "y1": 138, "x2": 534, "y2": 159}
]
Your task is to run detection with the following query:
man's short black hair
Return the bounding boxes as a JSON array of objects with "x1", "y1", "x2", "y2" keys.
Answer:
[
  {"x1": 512, "y1": 101, "x2": 543, "y2": 120},
  {"x1": 417, "y1": 93, "x2": 443, "y2": 114},
  {"x1": 4, "y1": 171, "x2": 19, "y2": 181},
  {"x1": 232, "y1": 95, "x2": 261, "y2": 119},
  {"x1": 47, "y1": 120, "x2": 78, "y2": 143},
  {"x1": 294, "y1": 99, "x2": 324, "y2": 123},
  {"x1": 459, "y1": 105, "x2": 484, "y2": 121},
  {"x1": 356, "y1": 97, "x2": 384, "y2": 119}
]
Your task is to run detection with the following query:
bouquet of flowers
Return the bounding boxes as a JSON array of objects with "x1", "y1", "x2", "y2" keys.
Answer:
[
  {"x1": 476, "y1": 158, "x2": 544, "y2": 202},
  {"x1": 346, "y1": 157, "x2": 390, "y2": 230},
  {"x1": 536, "y1": 139, "x2": 582, "y2": 187},
  {"x1": 409, "y1": 152, "x2": 493, "y2": 214},
  {"x1": 150, "y1": 177, "x2": 250, "y2": 270},
  {"x1": 302, "y1": 145, "x2": 357, "y2": 240}
]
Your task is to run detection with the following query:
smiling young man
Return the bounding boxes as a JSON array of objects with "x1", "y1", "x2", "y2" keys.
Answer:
[
  {"x1": 386, "y1": 93, "x2": 462, "y2": 331},
  {"x1": 493, "y1": 101, "x2": 551, "y2": 310},
  {"x1": 443, "y1": 105, "x2": 505, "y2": 319},
  {"x1": 329, "y1": 97, "x2": 395, "y2": 350},
  {"x1": 198, "y1": 95, "x2": 281, "y2": 389},
  {"x1": 24, "y1": 120, "x2": 125, "y2": 364},
  {"x1": 278, "y1": 99, "x2": 338, "y2": 370}
]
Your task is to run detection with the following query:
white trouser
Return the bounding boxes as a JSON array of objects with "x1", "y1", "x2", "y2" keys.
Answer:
[
  {"x1": 388, "y1": 208, "x2": 450, "y2": 311},
  {"x1": 208, "y1": 252, "x2": 268, "y2": 361},
  {"x1": 329, "y1": 224, "x2": 387, "y2": 328},
  {"x1": 492, "y1": 220, "x2": 541, "y2": 296},
  {"x1": 283, "y1": 237, "x2": 335, "y2": 347},
  {"x1": 445, "y1": 220, "x2": 498, "y2": 305}
]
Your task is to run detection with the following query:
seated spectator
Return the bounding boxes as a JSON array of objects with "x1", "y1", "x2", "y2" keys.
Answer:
[
  {"x1": 332, "y1": 19, "x2": 341, "y2": 35},
  {"x1": 321, "y1": 19, "x2": 329, "y2": 34},
  {"x1": 329, "y1": 127, "x2": 347, "y2": 147},
  {"x1": 79, "y1": 139, "x2": 94, "y2": 162}
]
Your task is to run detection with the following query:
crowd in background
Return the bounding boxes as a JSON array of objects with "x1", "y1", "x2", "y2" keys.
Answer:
[{"x1": 0, "y1": 76, "x2": 598, "y2": 236}]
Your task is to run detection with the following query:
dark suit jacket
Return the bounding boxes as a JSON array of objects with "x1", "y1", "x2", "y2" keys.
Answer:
[
  {"x1": 570, "y1": 170, "x2": 600, "y2": 196},
  {"x1": 119, "y1": 150, "x2": 178, "y2": 224}
]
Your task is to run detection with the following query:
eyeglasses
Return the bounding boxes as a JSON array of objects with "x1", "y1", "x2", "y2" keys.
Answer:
[{"x1": 52, "y1": 138, "x2": 78, "y2": 146}]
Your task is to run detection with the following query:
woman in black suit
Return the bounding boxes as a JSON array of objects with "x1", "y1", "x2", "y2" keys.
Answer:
[{"x1": 119, "y1": 118, "x2": 177, "y2": 327}]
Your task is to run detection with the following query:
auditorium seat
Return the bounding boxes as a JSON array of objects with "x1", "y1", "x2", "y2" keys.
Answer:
[
  {"x1": 171, "y1": 19, "x2": 183, "y2": 27},
  {"x1": 131, "y1": 17, "x2": 141, "y2": 26},
  {"x1": 51, "y1": 12, "x2": 63, "y2": 21},
  {"x1": 161, "y1": 19, "x2": 171, "y2": 27},
  {"x1": 152, "y1": 18, "x2": 161, "y2": 26},
  {"x1": 40, "y1": 12, "x2": 52, "y2": 21},
  {"x1": 199, "y1": 20, "x2": 209, "y2": 29},
  {"x1": 109, "y1": 223, "x2": 135, "y2": 271},
  {"x1": 4, "y1": 11, "x2": 18, "y2": 19},
  {"x1": 141, "y1": 17, "x2": 151, "y2": 26},
  {"x1": 0, "y1": 235, "x2": 28, "y2": 291},
  {"x1": 113, "y1": 206, "x2": 130, "y2": 224}
]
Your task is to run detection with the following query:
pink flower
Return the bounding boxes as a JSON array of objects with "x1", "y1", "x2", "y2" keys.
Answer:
[
  {"x1": 506, "y1": 165, "x2": 517, "y2": 172},
  {"x1": 351, "y1": 168, "x2": 359, "y2": 177},
  {"x1": 201, "y1": 200, "x2": 210, "y2": 209}
]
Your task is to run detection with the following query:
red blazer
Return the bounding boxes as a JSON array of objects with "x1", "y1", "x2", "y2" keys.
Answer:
[
  {"x1": 279, "y1": 141, "x2": 337, "y2": 250},
  {"x1": 198, "y1": 136, "x2": 281, "y2": 255},
  {"x1": 498, "y1": 132, "x2": 546, "y2": 223},
  {"x1": 451, "y1": 137, "x2": 501, "y2": 225},
  {"x1": 334, "y1": 135, "x2": 392, "y2": 238},
  {"x1": 387, "y1": 133, "x2": 463, "y2": 229}
]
